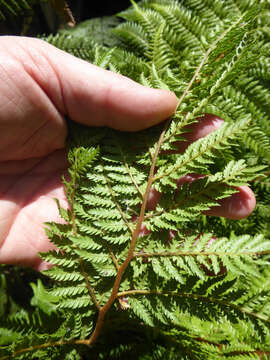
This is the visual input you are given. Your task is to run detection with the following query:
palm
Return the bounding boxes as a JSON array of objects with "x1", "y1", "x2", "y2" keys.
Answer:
[
  {"x1": 0, "y1": 149, "x2": 69, "y2": 270},
  {"x1": 0, "y1": 37, "x2": 71, "y2": 269}
]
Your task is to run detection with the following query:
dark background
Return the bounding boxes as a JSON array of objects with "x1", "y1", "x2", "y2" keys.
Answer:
[
  {"x1": 71, "y1": 0, "x2": 135, "y2": 21},
  {"x1": 0, "y1": 0, "x2": 137, "y2": 36}
]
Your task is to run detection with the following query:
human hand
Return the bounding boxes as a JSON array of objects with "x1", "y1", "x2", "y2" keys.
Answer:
[{"x1": 0, "y1": 36, "x2": 255, "y2": 270}]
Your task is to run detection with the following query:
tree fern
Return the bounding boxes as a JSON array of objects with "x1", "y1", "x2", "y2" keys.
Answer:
[{"x1": 1, "y1": 0, "x2": 270, "y2": 359}]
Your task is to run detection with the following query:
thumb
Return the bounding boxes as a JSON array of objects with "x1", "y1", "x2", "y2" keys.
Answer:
[{"x1": 5, "y1": 36, "x2": 178, "y2": 132}]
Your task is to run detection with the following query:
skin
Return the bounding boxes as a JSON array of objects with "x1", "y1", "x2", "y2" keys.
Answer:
[{"x1": 0, "y1": 37, "x2": 256, "y2": 271}]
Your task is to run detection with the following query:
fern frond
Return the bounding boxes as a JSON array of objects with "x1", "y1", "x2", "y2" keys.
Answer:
[{"x1": 2, "y1": 0, "x2": 270, "y2": 358}]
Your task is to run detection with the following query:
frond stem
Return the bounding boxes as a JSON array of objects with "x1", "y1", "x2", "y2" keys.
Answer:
[
  {"x1": 70, "y1": 151, "x2": 100, "y2": 309},
  {"x1": 102, "y1": 161, "x2": 133, "y2": 233},
  {"x1": 124, "y1": 161, "x2": 144, "y2": 198},
  {"x1": 79, "y1": 258, "x2": 101, "y2": 310},
  {"x1": 133, "y1": 250, "x2": 270, "y2": 258},
  {"x1": 0, "y1": 339, "x2": 90, "y2": 360},
  {"x1": 119, "y1": 147, "x2": 144, "y2": 198},
  {"x1": 175, "y1": 13, "x2": 245, "y2": 116},
  {"x1": 107, "y1": 244, "x2": 120, "y2": 271},
  {"x1": 116, "y1": 289, "x2": 270, "y2": 324},
  {"x1": 86, "y1": 119, "x2": 171, "y2": 346}
]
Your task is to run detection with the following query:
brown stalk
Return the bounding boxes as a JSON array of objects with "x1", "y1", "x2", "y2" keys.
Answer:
[{"x1": 85, "y1": 120, "x2": 171, "y2": 346}]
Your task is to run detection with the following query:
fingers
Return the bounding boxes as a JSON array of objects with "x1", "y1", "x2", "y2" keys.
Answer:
[
  {"x1": 147, "y1": 177, "x2": 255, "y2": 220},
  {"x1": 179, "y1": 115, "x2": 256, "y2": 218},
  {"x1": 179, "y1": 114, "x2": 224, "y2": 148},
  {"x1": 147, "y1": 115, "x2": 224, "y2": 210},
  {"x1": 1, "y1": 36, "x2": 178, "y2": 132},
  {"x1": 171, "y1": 114, "x2": 224, "y2": 153},
  {"x1": 50, "y1": 46, "x2": 178, "y2": 131},
  {"x1": 204, "y1": 186, "x2": 256, "y2": 220},
  {"x1": 146, "y1": 114, "x2": 256, "y2": 219}
]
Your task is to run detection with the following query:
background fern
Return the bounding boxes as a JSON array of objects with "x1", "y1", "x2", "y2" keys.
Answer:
[
  {"x1": 0, "y1": 0, "x2": 36, "y2": 21},
  {"x1": 1, "y1": 1, "x2": 270, "y2": 359}
]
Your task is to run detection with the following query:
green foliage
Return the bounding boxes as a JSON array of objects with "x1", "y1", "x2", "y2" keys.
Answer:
[
  {"x1": 59, "y1": 15, "x2": 121, "y2": 47},
  {"x1": 0, "y1": 0, "x2": 36, "y2": 21},
  {"x1": 1, "y1": 0, "x2": 270, "y2": 359}
]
